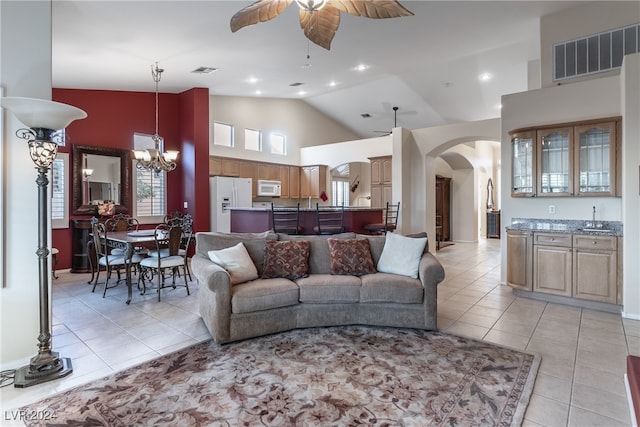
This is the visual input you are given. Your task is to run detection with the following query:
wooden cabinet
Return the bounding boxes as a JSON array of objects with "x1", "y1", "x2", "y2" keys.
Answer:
[
  {"x1": 435, "y1": 176, "x2": 451, "y2": 243},
  {"x1": 509, "y1": 117, "x2": 620, "y2": 198},
  {"x1": 209, "y1": 156, "x2": 240, "y2": 177},
  {"x1": 533, "y1": 233, "x2": 573, "y2": 297},
  {"x1": 300, "y1": 165, "x2": 327, "y2": 198},
  {"x1": 279, "y1": 166, "x2": 290, "y2": 198},
  {"x1": 289, "y1": 166, "x2": 300, "y2": 199},
  {"x1": 239, "y1": 161, "x2": 258, "y2": 197},
  {"x1": 573, "y1": 235, "x2": 617, "y2": 304},
  {"x1": 506, "y1": 230, "x2": 532, "y2": 291},
  {"x1": 370, "y1": 156, "x2": 392, "y2": 208},
  {"x1": 209, "y1": 157, "x2": 222, "y2": 176},
  {"x1": 258, "y1": 164, "x2": 279, "y2": 181}
]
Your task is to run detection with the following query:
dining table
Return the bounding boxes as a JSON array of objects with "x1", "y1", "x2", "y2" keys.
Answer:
[{"x1": 103, "y1": 229, "x2": 158, "y2": 304}]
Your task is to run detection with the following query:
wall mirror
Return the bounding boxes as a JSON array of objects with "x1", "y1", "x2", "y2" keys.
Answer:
[{"x1": 72, "y1": 145, "x2": 131, "y2": 215}]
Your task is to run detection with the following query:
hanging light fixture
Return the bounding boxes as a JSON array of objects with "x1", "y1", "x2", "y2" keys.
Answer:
[{"x1": 132, "y1": 62, "x2": 178, "y2": 174}]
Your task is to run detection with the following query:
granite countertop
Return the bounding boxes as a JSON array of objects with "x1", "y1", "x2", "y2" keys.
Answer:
[
  {"x1": 507, "y1": 218, "x2": 623, "y2": 236},
  {"x1": 230, "y1": 207, "x2": 382, "y2": 212}
]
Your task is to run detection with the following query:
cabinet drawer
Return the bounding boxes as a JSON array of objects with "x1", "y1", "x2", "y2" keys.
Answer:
[
  {"x1": 573, "y1": 235, "x2": 616, "y2": 250},
  {"x1": 534, "y1": 233, "x2": 572, "y2": 247}
]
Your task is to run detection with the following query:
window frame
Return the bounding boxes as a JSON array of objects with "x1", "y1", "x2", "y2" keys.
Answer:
[
  {"x1": 51, "y1": 152, "x2": 69, "y2": 229},
  {"x1": 270, "y1": 133, "x2": 286, "y2": 155},
  {"x1": 212, "y1": 121, "x2": 234, "y2": 149},
  {"x1": 132, "y1": 133, "x2": 168, "y2": 224},
  {"x1": 244, "y1": 128, "x2": 262, "y2": 152}
]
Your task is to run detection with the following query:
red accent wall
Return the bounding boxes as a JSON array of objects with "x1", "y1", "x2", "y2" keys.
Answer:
[{"x1": 52, "y1": 88, "x2": 209, "y2": 270}]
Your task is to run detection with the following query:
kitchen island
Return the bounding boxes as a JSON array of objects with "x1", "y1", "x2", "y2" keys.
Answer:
[{"x1": 230, "y1": 207, "x2": 384, "y2": 235}]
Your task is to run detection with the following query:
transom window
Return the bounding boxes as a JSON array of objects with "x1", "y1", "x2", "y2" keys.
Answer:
[
  {"x1": 270, "y1": 133, "x2": 286, "y2": 155},
  {"x1": 245, "y1": 128, "x2": 262, "y2": 151},
  {"x1": 213, "y1": 122, "x2": 234, "y2": 148}
]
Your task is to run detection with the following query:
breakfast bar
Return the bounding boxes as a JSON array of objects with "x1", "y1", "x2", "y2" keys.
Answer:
[{"x1": 230, "y1": 207, "x2": 384, "y2": 235}]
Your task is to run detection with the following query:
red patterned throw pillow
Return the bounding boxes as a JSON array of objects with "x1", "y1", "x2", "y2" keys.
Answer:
[
  {"x1": 261, "y1": 240, "x2": 310, "y2": 280},
  {"x1": 327, "y1": 238, "x2": 377, "y2": 276}
]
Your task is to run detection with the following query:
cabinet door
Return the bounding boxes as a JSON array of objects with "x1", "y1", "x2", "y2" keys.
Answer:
[
  {"x1": 370, "y1": 159, "x2": 382, "y2": 185},
  {"x1": 300, "y1": 167, "x2": 312, "y2": 198},
  {"x1": 279, "y1": 166, "x2": 290, "y2": 198},
  {"x1": 239, "y1": 161, "x2": 257, "y2": 197},
  {"x1": 506, "y1": 231, "x2": 532, "y2": 290},
  {"x1": 370, "y1": 186, "x2": 382, "y2": 208},
  {"x1": 382, "y1": 185, "x2": 393, "y2": 208},
  {"x1": 309, "y1": 166, "x2": 320, "y2": 198},
  {"x1": 381, "y1": 158, "x2": 392, "y2": 184},
  {"x1": 511, "y1": 131, "x2": 535, "y2": 197},
  {"x1": 289, "y1": 166, "x2": 300, "y2": 199},
  {"x1": 574, "y1": 121, "x2": 616, "y2": 196},
  {"x1": 209, "y1": 157, "x2": 222, "y2": 176},
  {"x1": 537, "y1": 127, "x2": 573, "y2": 196},
  {"x1": 222, "y1": 159, "x2": 240, "y2": 177},
  {"x1": 573, "y1": 249, "x2": 617, "y2": 303},
  {"x1": 258, "y1": 164, "x2": 279, "y2": 181},
  {"x1": 533, "y1": 245, "x2": 572, "y2": 296}
]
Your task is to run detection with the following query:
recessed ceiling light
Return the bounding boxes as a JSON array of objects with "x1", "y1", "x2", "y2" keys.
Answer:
[
  {"x1": 354, "y1": 64, "x2": 369, "y2": 72},
  {"x1": 191, "y1": 66, "x2": 218, "y2": 74},
  {"x1": 329, "y1": 81, "x2": 337, "y2": 87},
  {"x1": 479, "y1": 72, "x2": 493, "y2": 82},
  {"x1": 298, "y1": 90, "x2": 306, "y2": 96},
  {"x1": 248, "y1": 77, "x2": 258, "y2": 84},
  {"x1": 496, "y1": 103, "x2": 502, "y2": 109},
  {"x1": 256, "y1": 90, "x2": 262, "y2": 95}
]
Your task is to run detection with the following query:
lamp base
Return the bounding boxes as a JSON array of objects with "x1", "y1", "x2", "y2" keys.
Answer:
[{"x1": 14, "y1": 357, "x2": 72, "y2": 388}]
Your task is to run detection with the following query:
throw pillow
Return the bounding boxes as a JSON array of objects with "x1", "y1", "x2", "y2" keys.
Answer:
[
  {"x1": 327, "y1": 238, "x2": 377, "y2": 276},
  {"x1": 208, "y1": 242, "x2": 258, "y2": 285},
  {"x1": 261, "y1": 240, "x2": 310, "y2": 280},
  {"x1": 377, "y1": 232, "x2": 427, "y2": 279}
]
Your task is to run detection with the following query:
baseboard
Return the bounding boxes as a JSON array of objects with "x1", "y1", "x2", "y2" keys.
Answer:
[
  {"x1": 623, "y1": 312, "x2": 640, "y2": 321},
  {"x1": 625, "y1": 373, "x2": 639, "y2": 427},
  {"x1": 512, "y1": 289, "x2": 622, "y2": 314}
]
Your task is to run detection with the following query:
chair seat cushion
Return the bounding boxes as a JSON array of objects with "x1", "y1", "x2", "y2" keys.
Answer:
[
  {"x1": 147, "y1": 248, "x2": 170, "y2": 258},
  {"x1": 313, "y1": 226, "x2": 344, "y2": 234},
  {"x1": 231, "y1": 278, "x2": 299, "y2": 314},
  {"x1": 141, "y1": 255, "x2": 184, "y2": 269},
  {"x1": 99, "y1": 253, "x2": 144, "y2": 266},
  {"x1": 360, "y1": 273, "x2": 424, "y2": 303},
  {"x1": 296, "y1": 274, "x2": 361, "y2": 303}
]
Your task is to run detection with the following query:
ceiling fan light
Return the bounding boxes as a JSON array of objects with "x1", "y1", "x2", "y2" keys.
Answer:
[{"x1": 295, "y1": 0, "x2": 328, "y2": 12}]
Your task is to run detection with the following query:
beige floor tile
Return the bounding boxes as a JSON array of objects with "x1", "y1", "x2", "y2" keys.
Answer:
[
  {"x1": 623, "y1": 318, "x2": 640, "y2": 337},
  {"x1": 575, "y1": 347, "x2": 628, "y2": 375},
  {"x1": 456, "y1": 312, "x2": 499, "y2": 328},
  {"x1": 95, "y1": 341, "x2": 156, "y2": 366},
  {"x1": 492, "y1": 317, "x2": 538, "y2": 337},
  {"x1": 446, "y1": 293, "x2": 483, "y2": 305},
  {"x1": 531, "y1": 326, "x2": 579, "y2": 346},
  {"x1": 573, "y1": 363, "x2": 628, "y2": 398},
  {"x1": 466, "y1": 305, "x2": 505, "y2": 320},
  {"x1": 627, "y1": 335, "x2": 640, "y2": 354},
  {"x1": 436, "y1": 316, "x2": 455, "y2": 330},
  {"x1": 525, "y1": 394, "x2": 569, "y2": 427},
  {"x1": 568, "y1": 406, "x2": 631, "y2": 427},
  {"x1": 571, "y1": 382, "x2": 631, "y2": 424},
  {"x1": 446, "y1": 321, "x2": 489, "y2": 340},
  {"x1": 532, "y1": 372, "x2": 572, "y2": 404},
  {"x1": 537, "y1": 354, "x2": 575, "y2": 381},
  {"x1": 527, "y1": 337, "x2": 576, "y2": 362},
  {"x1": 541, "y1": 303, "x2": 582, "y2": 324},
  {"x1": 483, "y1": 329, "x2": 530, "y2": 351},
  {"x1": 579, "y1": 326, "x2": 628, "y2": 347},
  {"x1": 473, "y1": 297, "x2": 514, "y2": 311}
]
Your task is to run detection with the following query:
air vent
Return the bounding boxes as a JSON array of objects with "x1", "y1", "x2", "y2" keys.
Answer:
[
  {"x1": 289, "y1": 82, "x2": 304, "y2": 87},
  {"x1": 553, "y1": 23, "x2": 639, "y2": 81},
  {"x1": 192, "y1": 66, "x2": 218, "y2": 74},
  {"x1": 361, "y1": 113, "x2": 372, "y2": 118}
]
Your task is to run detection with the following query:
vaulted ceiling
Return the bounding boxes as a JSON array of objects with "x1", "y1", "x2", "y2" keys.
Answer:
[{"x1": 52, "y1": 1, "x2": 588, "y2": 139}]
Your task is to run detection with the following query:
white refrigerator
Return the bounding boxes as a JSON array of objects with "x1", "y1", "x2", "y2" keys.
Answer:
[{"x1": 210, "y1": 176, "x2": 253, "y2": 232}]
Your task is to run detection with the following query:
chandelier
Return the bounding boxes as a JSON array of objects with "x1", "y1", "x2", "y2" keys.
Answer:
[{"x1": 132, "y1": 62, "x2": 178, "y2": 174}]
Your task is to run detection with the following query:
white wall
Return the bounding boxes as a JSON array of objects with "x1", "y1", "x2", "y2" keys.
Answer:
[
  {"x1": 1, "y1": 1, "x2": 53, "y2": 368},
  {"x1": 300, "y1": 136, "x2": 391, "y2": 168},
  {"x1": 210, "y1": 95, "x2": 360, "y2": 166}
]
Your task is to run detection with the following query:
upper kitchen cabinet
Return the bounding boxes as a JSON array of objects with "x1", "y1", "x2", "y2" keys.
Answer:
[
  {"x1": 300, "y1": 165, "x2": 327, "y2": 199},
  {"x1": 509, "y1": 117, "x2": 620, "y2": 198},
  {"x1": 574, "y1": 121, "x2": 617, "y2": 196},
  {"x1": 511, "y1": 131, "x2": 535, "y2": 197},
  {"x1": 537, "y1": 126, "x2": 573, "y2": 197}
]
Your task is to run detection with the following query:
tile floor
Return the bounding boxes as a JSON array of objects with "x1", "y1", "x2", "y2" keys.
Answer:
[{"x1": 1, "y1": 239, "x2": 638, "y2": 427}]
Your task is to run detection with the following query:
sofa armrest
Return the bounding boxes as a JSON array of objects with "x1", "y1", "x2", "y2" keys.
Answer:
[
  {"x1": 418, "y1": 253, "x2": 445, "y2": 321},
  {"x1": 191, "y1": 253, "x2": 233, "y2": 343}
]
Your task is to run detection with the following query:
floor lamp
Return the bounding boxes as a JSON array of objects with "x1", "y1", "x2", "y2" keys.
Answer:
[{"x1": 0, "y1": 97, "x2": 87, "y2": 387}]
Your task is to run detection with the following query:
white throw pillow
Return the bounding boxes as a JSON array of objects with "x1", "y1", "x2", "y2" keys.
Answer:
[
  {"x1": 377, "y1": 232, "x2": 427, "y2": 279},
  {"x1": 208, "y1": 242, "x2": 258, "y2": 285}
]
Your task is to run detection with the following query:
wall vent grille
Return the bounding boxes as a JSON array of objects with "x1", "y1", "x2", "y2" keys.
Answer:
[{"x1": 553, "y1": 23, "x2": 639, "y2": 81}]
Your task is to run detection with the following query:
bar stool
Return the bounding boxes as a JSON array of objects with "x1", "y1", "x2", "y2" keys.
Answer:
[{"x1": 363, "y1": 201, "x2": 400, "y2": 235}]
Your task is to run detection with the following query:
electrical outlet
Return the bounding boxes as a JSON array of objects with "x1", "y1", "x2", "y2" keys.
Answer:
[
  {"x1": 548, "y1": 205, "x2": 556, "y2": 214},
  {"x1": 183, "y1": 201, "x2": 188, "y2": 209}
]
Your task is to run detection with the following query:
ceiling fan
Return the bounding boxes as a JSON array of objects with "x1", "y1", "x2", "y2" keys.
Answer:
[
  {"x1": 373, "y1": 106, "x2": 400, "y2": 136},
  {"x1": 230, "y1": 0, "x2": 414, "y2": 50}
]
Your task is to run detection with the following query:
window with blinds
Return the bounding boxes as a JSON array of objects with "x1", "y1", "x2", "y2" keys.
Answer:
[
  {"x1": 51, "y1": 153, "x2": 69, "y2": 229},
  {"x1": 133, "y1": 133, "x2": 167, "y2": 222},
  {"x1": 332, "y1": 179, "x2": 350, "y2": 206},
  {"x1": 554, "y1": 23, "x2": 639, "y2": 81}
]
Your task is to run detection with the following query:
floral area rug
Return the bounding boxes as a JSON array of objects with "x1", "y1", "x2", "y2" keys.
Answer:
[{"x1": 22, "y1": 326, "x2": 539, "y2": 426}]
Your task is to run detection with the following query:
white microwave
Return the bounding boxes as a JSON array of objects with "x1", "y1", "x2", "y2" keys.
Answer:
[{"x1": 257, "y1": 180, "x2": 281, "y2": 197}]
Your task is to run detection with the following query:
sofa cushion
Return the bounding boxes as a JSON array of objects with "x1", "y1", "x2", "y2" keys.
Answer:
[
  {"x1": 377, "y1": 232, "x2": 427, "y2": 278},
  {"x1": 196, "y1": 231, "x2": 277, "y2": 276},
  {"x1": 207, "y1": 242, "x2": 258, "y2": 285},
  {"x1": 231, "y1": 278, "x2": 300, "y2": 314},
  {"x1": 278, "y1": 232, "x2": 356, "y2": 274},
  {"x1": 262, "y1": 240, "x2": 310, "y2": 280},
  {"x1": 360, "y1": 273, "x2": 424, "y2": 303},
  {"x1": 327, "y1": 238, "x2": 377, "y2": 276},
  {"x1": 296, "y1": 274, "x2": 361, "y2": 303}
]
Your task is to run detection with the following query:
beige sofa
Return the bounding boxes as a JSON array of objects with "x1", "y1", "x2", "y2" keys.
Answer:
[{"x1": 192, "y1": 231, "x2": 445, "y2": 344}]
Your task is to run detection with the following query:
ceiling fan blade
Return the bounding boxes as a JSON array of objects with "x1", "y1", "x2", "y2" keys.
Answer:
[
  {"x1": 230, "y1": 0, "x2": 293, "y2": 33},
  {"x1": 330, "y1": 0, "x2": 414, "y2": 18},
  {"x1": 299, "y1": 5, "x2": 340, "y2": 50}
]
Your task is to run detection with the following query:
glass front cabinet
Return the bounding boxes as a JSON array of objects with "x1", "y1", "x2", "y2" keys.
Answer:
[{"x1": 510, "y1": 118, "x2": 619, "y2": 198}]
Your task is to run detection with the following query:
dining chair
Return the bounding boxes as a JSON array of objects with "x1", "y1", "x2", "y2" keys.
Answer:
[
  {"x1": 363, "y1": 201, "x2": 400, "y2": 235},
  {"x1": 138, "y1": 223, "x2": 192, "y2": 301},
  {"x1": 91, "y1": 220, "x2": 145, "y2": 298},
  {"x1": 271, "y1": 203, "x2": 303, "y2": 234},
  {"x1": 313, "y1": 204, "x2": 345, "y2": 235},
  {"x1": 147, "y1": 213, "x2": 194, "y2": 282}
]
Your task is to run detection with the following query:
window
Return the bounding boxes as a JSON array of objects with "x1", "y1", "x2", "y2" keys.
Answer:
[
  {"x1": 51, "y1": 153, "x2": 69, "y2": 229},
  {"x1": 332, "y1": 179, "x2": 350, "y2": 206},
  {"x1": 213, "y1": 122, "x2": 234, "y2": 147},
  {"x1": 245, "y1": 128, "x2": 262, "y2": 151},
  {"x1": 270, "y1": 133, "x2": 286, "y2": 155},
  {"x1": 133, "y1": 134, "x2": 167, "y2": 223}
]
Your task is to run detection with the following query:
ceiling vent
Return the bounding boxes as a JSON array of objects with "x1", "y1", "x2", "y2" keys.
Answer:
[
  {"x1": 361, "y1": 113, "x2": 372, "y2": 118},
  {"x1": 289, "y1": 82, "x2": 304, "y2": 87},
  {"x1": 192, "y1": 66, "x2": 218, "y2": 74}
]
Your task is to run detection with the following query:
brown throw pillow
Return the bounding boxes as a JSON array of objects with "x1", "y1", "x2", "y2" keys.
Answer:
[
  {"x1": 261, "y1": 240, "x2": 310, "y2": 280},
  {"x1": 327, "y1": 238, "x2": 377, "y2": 276}
]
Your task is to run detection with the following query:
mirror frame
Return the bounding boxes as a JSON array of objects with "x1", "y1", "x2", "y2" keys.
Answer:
[{"x1": 72, "y1": 145, "x2": 132, "y2": 215}]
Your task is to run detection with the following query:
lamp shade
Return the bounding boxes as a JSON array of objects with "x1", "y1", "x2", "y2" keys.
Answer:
[{"x1": 0, "y1": 97, "x2": 87, "y2": 130}]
